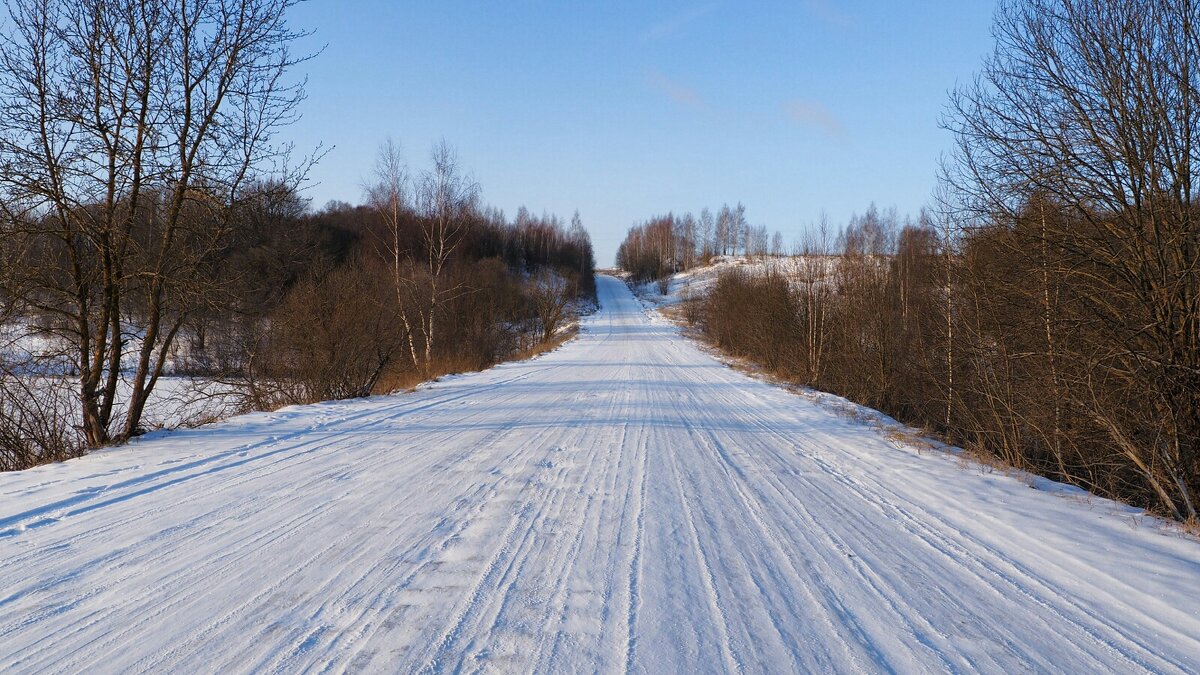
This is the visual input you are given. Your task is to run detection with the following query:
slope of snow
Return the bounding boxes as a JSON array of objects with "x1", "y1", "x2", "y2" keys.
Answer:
[
  {"x1": 0, "y1": 276, "x2": 1197, "y2": 673},
  {"x1": 632, "y1": 255, "x2": 831, "y2": 310}
]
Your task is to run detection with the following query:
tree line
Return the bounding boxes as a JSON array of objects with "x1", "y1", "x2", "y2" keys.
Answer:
[
  {"x1": 632, "y1": 0, "x2": 1200, "y2": 523},
  {"x1": 216, "y1": 142, "x2": 596, "y2": 412},
  {"x1": 0, "y1": 0, "x2": 595, "y2": 471},
  {"x1": 615, "y1": 204, "x2": 786, "y2": 289}
]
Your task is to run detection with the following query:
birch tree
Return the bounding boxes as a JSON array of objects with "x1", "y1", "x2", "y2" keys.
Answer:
[{"x1": 412, "y1": 141, "x2": 479, "y2": 374}]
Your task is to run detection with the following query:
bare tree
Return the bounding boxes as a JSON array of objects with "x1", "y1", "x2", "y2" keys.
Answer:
[
  {"x1": 715, "y1": 205, "x2": 731, "y2": 256},
  {"x1": 367, "y1": 139, "x2": 481, "y2": 376},
  {"x1": 698, "y1": 207, "x2": 715, "y2": 261},
  {"x1": 260, "y1": 260, "x2": 401, "y2": 404},
  {"x1": 567, "y1": 210, "x2": 595, "y2": 283},
  {"x1": 0, "y1": 0, "x2": 311, "y2": 446},
  {"x1": 945, "y1": 0, "x2": 1200, "y2": 519},
  {"x1": 366, "y1": 139, "x2": 422, "y2": 371},
  {"x1": 795, "y1": 216, "x2": 832, "y2": 384},
  {"x1": 930, "y1": 184, "x2": 962, "y2": 433},
  {"x1": 413, "y1": 140, "x2": 480, "y2": 374},
  {"x1": 530, "y1": 270, "x2": 574, "y2": 343},
  {"x1": 679, "y1": 212, "x2": 697, "y2": 270},
  {"x1": 731, "y1": 202, "x2": 748, "y2": 256}
]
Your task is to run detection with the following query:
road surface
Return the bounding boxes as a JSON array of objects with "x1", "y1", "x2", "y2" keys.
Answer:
[{"x1": 1, "y1": 275, "x2": 1198, "y2": 673}]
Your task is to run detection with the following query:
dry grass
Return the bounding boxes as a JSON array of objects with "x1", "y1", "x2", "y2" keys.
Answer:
[
  {"x1": 1181, "y1": 516, "x2": 1200, "y2": 537},
  {"x1": 511, "y1": 326, "x2": 577, "y2": 362},
  {"x1": 374, "y1": 327, "x2": 580, "y2": 396},
  {"x1": 955, "y1": 443, "x2": 1023, "y2": 476}
]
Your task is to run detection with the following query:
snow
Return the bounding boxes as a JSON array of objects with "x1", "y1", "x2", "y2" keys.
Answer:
[
  {"x1": 0, "y1": 376, "x2": 242, "y2": 434},
  {"x1": 0, "y1": 275, "x2": 1198, "y2": 673},
  {"x1": 631, "y1": 254, "x2": 833, "y2": 310},
  {"x1": 1, "y1": 317, "x2": 207, "y2": 377},
  {"x1": 2, "y1": 318, "x2": 243, "y2": 434}
]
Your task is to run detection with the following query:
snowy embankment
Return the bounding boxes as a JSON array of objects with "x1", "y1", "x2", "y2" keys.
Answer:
[
  {"x1": 628, "y1": 254, "x2": 834, "y2": 310},
  {"x1": 0, "y1": 276, "x2": 1198, "y2": 673}
]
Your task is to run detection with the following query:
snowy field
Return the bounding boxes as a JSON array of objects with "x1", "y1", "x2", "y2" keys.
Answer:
[
  {"x1": 4, "y1": 376, "x2": 242, "y2": 429},
  {"x1": 629, "y1": 254, "x2": 834, "y2": 309},
  {"x1": 0, "y1": 276, "x2": 1198, "y2": 673},
  {"x1": 1, "y1": 320, "x2": 243, "y2": 433}
]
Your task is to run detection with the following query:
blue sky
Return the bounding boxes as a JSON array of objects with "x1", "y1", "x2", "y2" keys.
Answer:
[{"x1": 284, "y1": 1, "x2": 997, "y2": 264}]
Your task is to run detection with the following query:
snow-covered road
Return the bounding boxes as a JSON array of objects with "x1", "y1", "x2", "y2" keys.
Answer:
[{"x1": 1, "y1": 276, "x2": 1198, "y2": 674}]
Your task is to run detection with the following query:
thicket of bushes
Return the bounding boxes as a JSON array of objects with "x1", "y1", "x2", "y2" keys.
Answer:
[
  {"x1": 689, "y1": 199, "x2": 1197, "y2": 523},
  {"x1": 615, "y1": 205, "x2": 786, "y2": 290},
  {"x1": 623, "y1": 0, "x2": 1200, "y2": 524},
  {"x1": 0, "y1": 0, "x2": 597, "y2": 471},
  {"x1": 0, "y1": 149, "x2": 596, "y2": 471},
  {"x1": 208, "y1": 173, "x2": 597, "y2": 413},
  {"x1": 694, "y1": 209, "x2": 942, "y2": 422}
]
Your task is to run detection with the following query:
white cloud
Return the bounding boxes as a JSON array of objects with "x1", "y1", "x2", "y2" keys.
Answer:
[
  {"x1": 784, "y1": 99, "x2": 844, "y2": 138},
  {"x1": 647, "y1": 70, "x2": 705, "y2": 109}
]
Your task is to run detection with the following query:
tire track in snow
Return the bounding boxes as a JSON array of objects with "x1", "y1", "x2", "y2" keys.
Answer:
[
  {"x1": 676, "y1": 381, "x2": 972, "y2": 671},
  {"x1": 412, "y1": 394, "x2": 627, "y2": 672},
  {"x1": 660, "y1": 419, "x2": 744, "y2": 675},
  {"x1": 187, "y1": 394, "x2": 568, "y2": 672},
  {"x1": 695, "y1": 383, "x2": 1121, "y2": 671},
  {"x1": 670, "y1": 402, "x2": 878, "y2": 673},
  {"x1": 741, "y1": 404, "x2": 1186, "y2": 673},
  {"x1": 4, "y1": 361, "x2": 575, "y2": 673},
  {"x1": 1, "y1": 275, "x2": 1199, "y2": 674},
  {"x1": 619, "y1": 420, "x2": 647, "y2": 675}
]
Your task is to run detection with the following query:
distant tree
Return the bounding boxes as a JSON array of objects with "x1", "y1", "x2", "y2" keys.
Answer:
[
  {"x1": 716, "y1": 205, "x2": 732, "y2": 256},
  {"x1": 567, "y1": 210, "x2": 597, "y2": 298},
  {"x1": 679, "y1": 212, "x2": 697, "y2": 270},
  {"x1": 748, "y1": 224, "x2": 769, "y2": 258},
  {"x1": 698, "y1": 207, "x2": 715, "y2": 261},
  {"x1": 795, "y1": 216, "x2": 833, "y2": 383},
  {"x1": 732, "y1": 202, "x2": 748, "y2": 255}
]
